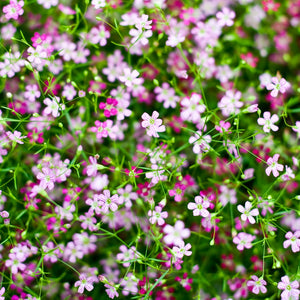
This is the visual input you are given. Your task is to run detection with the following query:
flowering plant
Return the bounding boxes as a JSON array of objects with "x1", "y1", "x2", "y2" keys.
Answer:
[{"x1": 0, "y1": 0, "x2": 300, "y2": 299}]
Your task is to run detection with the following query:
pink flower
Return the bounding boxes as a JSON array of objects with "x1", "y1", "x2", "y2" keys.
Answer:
[
  {"x1": 74, "y1": 275, "x2": 94, "y2": 294},
  {"x1": 0, "y1": 287, "x2": 5, "y2": 300},
  {"x1": 43, "y1": 97, "x2": 65, "y2": 118},
  {"x1": 292, "y1": 121, "x2": 300, "y2": 138},
  {"x1": 98, "y1": 190, "x2": 119, "y2": 213},
  {"x1": 265, "y1": 154, "x2": 284, "y2": 177},
  {"x1": 89, "y1": 25, "x2": 110, "y2": 46},
  {"x1": 27, "y1": 46, "x2": 48, "y2": 65},
  {"x1": 163, "y1": 220, "x2": 191, "y2": 246},
  {"x1": 91, "y1": 0, "x2": 106, "y2": 9},
  {"x1": 216, "y1": 7, "x2": 235, "y2": 27},
  {"x1": 180, "y1": 93, "x2": 206, "y2": 123},
  {"x1": 169, "y1": 183, "x2": 186, "y2": 202},
  {"x1": 141, "y1": 111, "x2": 166, "y2": 138},
  {"x1": 116, "y1": 245, "x2": 139, "y2": 267},
  {"x1": 283, "y1": 231, "x2": 300, "y2": 253},
  {"x1": 278, "y1": 276, "x2": 300, "y2": 300},
  {"x1": 172, "y1": 240, "x2": 192, "y2": 259},
  {"x1": 247, "y1": 275, "x2": 267, "y2": 294},
  {"x1": 36, "y1": 167, "x2": 55, "y2": 190},
  {"x1": 233, "y1": 232, "x2": 256, "y2": 251},
  {"x1": 145, "y1": 164, "x2": 167, "y2": 185},
  {"x1": 215, "y1": 120, "x2": 231, "y2": 133},
  {"x1": 242, "y1": 168, "x2": 254, "y2": 180},
  {"x1": 3, "y1": 0, "x2": 24, "y2": 20},
  {"x1": 218, "y1": 90, "x2": 243, "y2": 116},
  {"x1": 5, "y1": 252, "x2": 26, "y2": 274},
  {"x1": 257, "y1": 111, "x2": 279, "y2": 132},
  {"x1": 24, "y1": 84, "x2": 41, "y2": 102},
  {"x1": 189, "y1": 131, "x2": 211, "y2": 155},
  {"x1": 187, "y1": 195, "x2": 210, "y2": 217},
  {"x1": 148, "y1": 205, "x2": 168, "y2": 226},
  {"x1": 104, "y1": 283, "x2": 119, "y2": 299},
  {"x1": 119, "y1": 68, "x2": 140, "y2": 88},
  {"x1": 237, "y1": 201, "x2": 259, "y2": 224},
  {"x1": 89, "y1": 120, "x2": 114, "y2": 139},
  {"x1": 6, "y1": 130, "x2": 26, "y2": 144},
  {"x1": 266, "y1": 77, "x2": 288, "y2": 97},
  {"x1": 86, "y1": 156, "x2": 99, "y2": 177}
]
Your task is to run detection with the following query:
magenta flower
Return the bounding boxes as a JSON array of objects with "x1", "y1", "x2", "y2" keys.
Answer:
[
  {"x1": 74, "y1": 274, "x2": 94, "y2": 294},
  {"x1": 257, "y1": 111, "x2": 279, "y2": 133},
  {"x1": 266, "y1": 77, "x2": 288, "y2": 97},
  {"x1": 265, "y1": 154, "x2": 284, "y2": 177},
  {"x1": 237, "y1": 201, "x2": 259, "y2": 224},
  {"x1": 247, "y1": 275, "x2": 267, "y2": 294},
  {"x1": 141, "y1": 111, "x2": 166, "y2": 138},
  {"x1": 283, "y1": 231, "x2": 300, "y2": 253},
  {"x1": 278, "y1": 275, "x2": 300, "y2": 300},
  {"x1": 187, "y1": 195, "x2": 210, "y2": 217}
]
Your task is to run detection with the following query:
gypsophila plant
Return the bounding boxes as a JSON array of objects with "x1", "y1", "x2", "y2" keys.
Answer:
[{"x1": 0, "y1": 0, "x2": 300, "y2": 299}]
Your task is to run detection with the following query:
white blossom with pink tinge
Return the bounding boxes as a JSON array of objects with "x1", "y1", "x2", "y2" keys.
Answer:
[
  {"x1": 163, "y1": 220, "x2": 191, "y2": 246},
  {"x1": 237, "y1": 201, "x2": 259, "y2": 224}
]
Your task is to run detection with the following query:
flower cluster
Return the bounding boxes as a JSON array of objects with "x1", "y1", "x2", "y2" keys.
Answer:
[{"x1": 0, "y1": 0, "x2": 300, "y2": 299}]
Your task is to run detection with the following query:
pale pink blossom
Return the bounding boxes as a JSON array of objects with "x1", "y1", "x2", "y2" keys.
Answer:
[
  {"x1": 172, "y1": 240, "x2": 192, "y2": 259},
  {"x1": 266, "y1": 77, "x2": 288, "y2": 97},
  {"x1": 283, "y1": 231, "x2": 300, "y2": 253},
  {"x1": 237, "y1": 201, "x2": 259, "y2": 224},
  {"x1": 98, "y1": 190, "x2": 119, "y2": 213},
  {"x1": 257, "y1": 111, "x2": 279, "y2": 132},
  {"x1": 141, "y1": 111, "x2": 166, "y2": 138},
  {"x1": 216, "y1": 7, "x2": 235, "y2": 27},
  {"x1": 265, "y1": 154, "x2": 284, "y2": 177},
  {"x1": 278, "y1": 276, "x2": 300, "y2": 300},
  {"x1": 187, "y1": 195, "x2": 210, "y2": 217},
  {"x1": 148, "y1": 205, "x2": 168, "y2": 226},
  {"x1": 247, "y1": 275, "x2": 267, "y2": 294},
  {"x1": 119, "y1": 68, "x2": 140, "y2": 88},
  {"x1": 74, "y1": 275, "x2": 94, "y2": 294},
  {"x1": 233, "y1": 232, "x2": 255, "y2": 251},
  {"x1": 163, "y1": 220, "x2": 191, "y2": 246}
]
